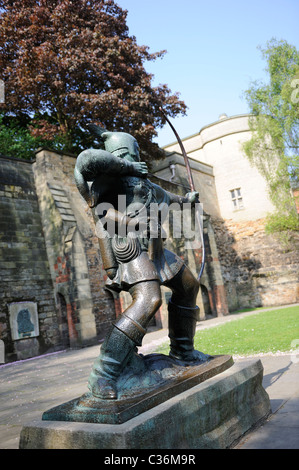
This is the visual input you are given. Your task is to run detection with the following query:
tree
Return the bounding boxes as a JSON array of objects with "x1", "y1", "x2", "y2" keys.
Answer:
[
  {"x1": 0, "y1": 113, "x2": 68, "y2": 160},
  {"x1": 0, "y1": 0, "x2": 186, "y2": 161},
  {"x1": 243, "y1": 38, "x2": 299, "y2": 233}
]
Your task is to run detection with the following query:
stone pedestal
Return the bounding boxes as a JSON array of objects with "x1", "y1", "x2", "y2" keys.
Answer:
[{"x1": 19, "y1": 358, "x2": 271, "y2": 449}]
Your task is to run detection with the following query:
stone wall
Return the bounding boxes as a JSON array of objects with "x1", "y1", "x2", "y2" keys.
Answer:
[
  {"x1": 212, "y1": 217, "x2": 299, "y2": 311},
  {"x1": 32, "y1": 149, "x2": 115, "y2": 347},
  {"x1": 151, "y1": 151, "x2": 220, "y2": 218},
  {"x1": 0, "y1": 151, "x2": 117, "y2": 363},
  {"x1": 0, "y1": 156, "x2": 60, "y2": 361},
  {"x1": 1, "y1": 149, "x2": 297, "y2": 363},
  {"x1": 164, "y1": 114, "x2": 276, "y2": 221}
]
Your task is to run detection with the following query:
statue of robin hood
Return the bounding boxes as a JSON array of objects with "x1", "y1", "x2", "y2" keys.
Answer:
[{"x1": 74, "y1": 126, "x2": 208, "y2": 400}]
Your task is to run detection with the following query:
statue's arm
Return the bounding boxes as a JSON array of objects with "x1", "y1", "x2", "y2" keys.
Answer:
[
  {"x1": 75, "y1": 149, "x2": 148, "y2": 207},
  {"x1": 76, "y1": 149, "x2": 148, "y2": 177},
  {"x1": 151, "y1": 182, "x2": 199, "y2": 207},
  {"x1": 74, "y1": 166, "x2": 94, "y2": 207}
]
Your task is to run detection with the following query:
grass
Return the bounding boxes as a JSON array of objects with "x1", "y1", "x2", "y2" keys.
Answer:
[{"x1": 156, "y1": 305, "x2": 299, "y2": 357}]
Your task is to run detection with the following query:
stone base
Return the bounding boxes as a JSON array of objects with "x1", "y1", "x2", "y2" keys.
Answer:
[
  {"x1": 19, "y1": 359, "x2": 271, "y2": 449},
  {"x1": 42, "y1": 354, "x2": 233, "y2": 424}
]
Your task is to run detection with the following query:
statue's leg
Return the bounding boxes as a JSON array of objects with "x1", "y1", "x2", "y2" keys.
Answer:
[
  {"x1": 115, "y1": 280, "x2": 162, "y2": 346},
  {"x1": 88, "y1": 280, "x2": 162, "y2": 399},
  {"x1": 88, "y1": 326, "x2": 135, "y2": 399},
  {"x1": 165, "y1": 266, "x2": 209, "y2": 362}
]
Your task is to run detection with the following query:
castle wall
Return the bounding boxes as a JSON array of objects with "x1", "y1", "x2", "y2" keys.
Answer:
[
  {"x1": 1, "y1": 141, "x2": 298, "y2": 363},
  {"x1": 0, "y1": 151, "x2": 116, "y2": 363},
  {"x1": 151, "y1": 152, "x2": 221, "y2": 218},
  {"x1": 0, "y1": 156, "x2": 60, "y2": 361},
  {"x1": 212, "y1": 217, "x2": 299, "y2": 311},
  {"x1": 32, "y1": 149, "x2": 116, "y2": 346},
  {"x1": 163, "y1": 114, "x2": 298, "y2": 311},
  {"x1": 164, "y1": 115, "x2": 276, "y2": 221}
]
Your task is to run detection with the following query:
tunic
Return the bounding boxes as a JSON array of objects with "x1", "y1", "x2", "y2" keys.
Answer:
[{"x1": 91, "y1": 173, "x2": 186, "y2": 292}]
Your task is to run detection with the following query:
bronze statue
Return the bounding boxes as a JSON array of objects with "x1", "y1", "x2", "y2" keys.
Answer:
[{"x1": 74, "y1": 127, "x2": 208, "y2": 400}]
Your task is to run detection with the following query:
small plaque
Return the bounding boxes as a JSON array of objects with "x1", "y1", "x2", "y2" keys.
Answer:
[{"x1": 8, "y1": 302, "x2": 39, "y2": 341}]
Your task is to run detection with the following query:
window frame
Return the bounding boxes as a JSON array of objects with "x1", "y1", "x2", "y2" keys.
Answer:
[{"x1": 230, "y1": 187, "x2": 244, "y2": 210}]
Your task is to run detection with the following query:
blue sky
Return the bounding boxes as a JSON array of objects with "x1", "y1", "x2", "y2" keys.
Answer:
[{"x1": 116, "y1": 0, "x2": 299, "y2": 147}]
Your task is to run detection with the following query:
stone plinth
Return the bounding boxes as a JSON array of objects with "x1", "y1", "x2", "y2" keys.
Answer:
[
  {"x1": 19, "y1": 359, "x2": 271, "y2": 449},
  {"x1": 41, "y1": 354, "x2": 233, "y2": 425}
]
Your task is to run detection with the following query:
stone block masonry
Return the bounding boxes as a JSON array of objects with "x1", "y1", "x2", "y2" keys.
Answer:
[
  {"x1": 32, "y1": 149, "x2": 116, "y2": 347},
  {"x1": 211, "y1": 217, "x2": 299, "y2": 311},
  {"x1": 1, "y1": 148, "x2": 298, "y2": 363},
  {"x1": 0, "y1": 151, "x2": 116, "y2": 363},
  {"x1": 0, "y1": 156, "x2": 60, "y2": 361}
]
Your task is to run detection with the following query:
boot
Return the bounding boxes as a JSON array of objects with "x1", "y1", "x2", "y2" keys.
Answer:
[
  {"x1": 88, "y1": 326, "x2": 137, "y2": 399},
  {"x1": 88, "y1": 281, "x2": 161, "y2": 400},
  {"x1": 168, "y1": 299, "x2": 209, "y2": 362}
]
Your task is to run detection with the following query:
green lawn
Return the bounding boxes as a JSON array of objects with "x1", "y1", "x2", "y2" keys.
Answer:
[{"x1": 156, "y1": 305, "x2": 299, "y2": 357}]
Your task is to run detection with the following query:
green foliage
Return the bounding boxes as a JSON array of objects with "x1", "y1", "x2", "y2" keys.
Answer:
[
  {"x1": 243, "y1": 38, "x2": 299, "y2": 232},
  {"x1": 156, "y1": 306, "x2": 299, "y2": 357},
  {"x1": 0, "y1": 114, "x2": 70, "y2": 160},
  {"x1": 0, "y1": 114, "x2": 39, "y2": 160},
  {"x1": 265, "y1": 211, "x2": 299, "y2": 233}
]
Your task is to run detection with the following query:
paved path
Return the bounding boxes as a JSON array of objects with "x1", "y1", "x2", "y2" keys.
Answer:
[
  {"x1": 0, "y1": 305, "x2": 298, "y2": 449},
  {"x1": 235, "y1": 354, "x2": 299, "y2": 449}
]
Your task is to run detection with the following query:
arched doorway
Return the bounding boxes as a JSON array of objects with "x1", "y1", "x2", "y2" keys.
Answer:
[
  {"x1": 56, "y1": 293, "x2": 70, "y2": 348},
  {"x1": 200, "y1": 284, "x2": 212, "y2": 317}
]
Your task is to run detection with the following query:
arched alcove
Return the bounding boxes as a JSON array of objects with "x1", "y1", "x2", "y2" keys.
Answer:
[
  {"x1": 56, "y1": 293, "x2": 70, "y2": 348},
  {"x1": 200, "y1": 284, "x2": 212, "y2": 316}
]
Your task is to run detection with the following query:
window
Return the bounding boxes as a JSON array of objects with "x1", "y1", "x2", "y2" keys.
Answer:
[{"x1": 230, "y1": 188, "x2": 244, "y2": 210}]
